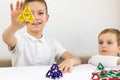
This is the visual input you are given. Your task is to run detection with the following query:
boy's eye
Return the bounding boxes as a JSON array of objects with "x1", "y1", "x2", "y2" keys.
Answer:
[
  {"x1": 38, "y1": 12, "x2": 44, "y2": 15},
  {"x1": 107, "y1": 42, "x2": 112, "y2": 44},
  {"x1": 99, "y1": 41, "x2": 103, "y2": 44}
]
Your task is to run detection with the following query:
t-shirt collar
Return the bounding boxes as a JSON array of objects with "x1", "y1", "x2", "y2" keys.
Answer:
[{"x1": 24, "y1": 32, "x2": 45, "y2": 43}]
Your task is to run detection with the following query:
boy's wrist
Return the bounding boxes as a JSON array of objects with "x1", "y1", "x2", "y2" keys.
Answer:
[{"x1": 9, "y1": 24, "x2": 19, "y2": 32}]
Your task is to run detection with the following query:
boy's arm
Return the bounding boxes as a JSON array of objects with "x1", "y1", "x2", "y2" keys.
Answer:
[
  {"x1": 88, "y1": 54, "x2": 119, "y2": 67},
  {"x1": 2, "y1": 1, "x2": 25, "y2": 49},
  {"x1": 2, "y1": 25, "x2": 17, "y2": 48},
  {"x1": 60, "y1": 51, "x2": 81, "y2": 66}
]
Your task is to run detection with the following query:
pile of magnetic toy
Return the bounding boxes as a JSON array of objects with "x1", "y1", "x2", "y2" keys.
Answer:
[
  {"x1": 91, "y1": 63, "x2": 120, "y2": 80},
  {"x1": 17, "y1": 6, "x2": 35, "y2": 23},
  {"x1": 46, "y1": 63, "x2": 63, "y2": 79}
]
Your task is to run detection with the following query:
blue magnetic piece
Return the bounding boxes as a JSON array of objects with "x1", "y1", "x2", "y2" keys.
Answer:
[
  {"x1": 46, "y1": 70, "x2": 53, "y2": 78},
  {"x1": 53, "y1": 72, "x2": 59, "y2": 78},
  {"x1": 57, "y1": 70, "x2": 63, "y2": 77},
  {"x1": 51, "y1": 63, "x2": 59, "y2": 70},
  {"x1": 46, "y1": 63, "x2": 63, "y2": 79}
]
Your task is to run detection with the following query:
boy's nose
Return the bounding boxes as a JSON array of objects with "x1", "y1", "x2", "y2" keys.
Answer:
[
  {"x1": 33, "y1": 14, "x2": 39, "y2": 20},
  {"x1": 101, "y1": 43, "x2": 107, "y2": 48}
]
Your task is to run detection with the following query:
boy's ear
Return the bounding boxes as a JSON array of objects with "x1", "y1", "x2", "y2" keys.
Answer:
[
  {"x1": 46, "y1": 14, "x2": 49, "y2": 22},
  {"x1": 117, "y1": 46, "x2": 120, "y2": 55}
]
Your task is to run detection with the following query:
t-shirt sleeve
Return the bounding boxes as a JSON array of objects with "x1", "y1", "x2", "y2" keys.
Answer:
[
  {"x1": 53, "y1": 39, "x2": 66, "y2": 59},
  {"x1": 88, "y1": 54, "x2": 119, "y2": 68}
]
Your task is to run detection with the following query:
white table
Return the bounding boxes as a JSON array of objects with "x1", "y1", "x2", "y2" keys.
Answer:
[{"x1": 0, "y1": 64, "x2": 98, "y2": 80}]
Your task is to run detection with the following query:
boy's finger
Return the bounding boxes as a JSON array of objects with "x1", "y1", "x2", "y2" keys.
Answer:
[
  {"x1": 10, "y1": 3, "x2": 14, "y2": 13},
  {"x1": 63, "y1": 67, "x2": 68, "y2": 73},
  {"x1": 20, "y1": 1, "x2": 24, "y2": 10},
  {"x1": 59, "y1": 65, "x2": 65, "y2": 72},
  {"x1": 16, "y1": 0, "x2": 20, "y2": 10},
  {"x1": 68, "y1": 67, "x2": 72, "y2": 73}
]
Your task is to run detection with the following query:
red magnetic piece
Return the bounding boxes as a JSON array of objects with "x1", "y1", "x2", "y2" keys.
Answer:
[
  {"x1": 112, "y1": 70, "x2": 119, "y2": 72},
  {"x1": 100, "y1": 70, "x2": 107, "y2": 76},
  {"x1": 91, "y1": 73, "x2": 100, "y2": 80},
  {"x1": 109, "y1": 78, "x2": 120, "y2": 80},
  {"x1": 101, "y1": 79, "x2": 107, "y2": 80}
]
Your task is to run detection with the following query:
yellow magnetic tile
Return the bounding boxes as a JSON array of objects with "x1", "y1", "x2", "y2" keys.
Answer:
[
  {"x1": 23, "y1": 6, "x2": 32, "y2": 13},
  {"x1": 17, "y1": 6, "x2": 35, "y2": 23},
  {"x1": 26, "y1": 15, "x2": 35, "y2": 23},
  {"x1": 17, "y1": 13, "x2": 25, "y2": 22}
]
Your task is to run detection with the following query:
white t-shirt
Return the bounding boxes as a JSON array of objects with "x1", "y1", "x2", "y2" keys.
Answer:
[
  {"x1": 9, "y1": 32, "x2": 66, "y2": 66},
  {"x1": 88, "y1": 54, "x2": 119, "y2": 68}
]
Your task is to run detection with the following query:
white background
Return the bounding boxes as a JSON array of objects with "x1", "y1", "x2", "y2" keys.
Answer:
[{"x1": 0, "y1": 0, "x2": 120, "y2": 58}]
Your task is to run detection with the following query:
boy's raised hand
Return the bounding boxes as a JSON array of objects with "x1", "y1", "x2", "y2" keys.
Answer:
[{"x1": 10, "y1": 1, "x2": 25, "y2": 30}]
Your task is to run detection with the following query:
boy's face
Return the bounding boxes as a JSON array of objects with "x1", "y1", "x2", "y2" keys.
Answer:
[
  {"x1": 98, "y1": 32, "x2": 120, "y2": 56},
  {"x1": 26, "y1": 1, "x2": 49, "y2": 33}
]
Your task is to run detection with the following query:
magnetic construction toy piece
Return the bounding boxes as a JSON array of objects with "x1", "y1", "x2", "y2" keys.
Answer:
[
  {"x1": 46, "y1": 63, "x2": 63, "y2": 79},
  {"x1": 17, "y1": 6, "x2": 35, "y2": 23},
  {"x1": 97, "y1": 62, "x2": 104, "y2": 70},
  {"x1": 91, "y1": 62, "x2": 120, "y2": 80}
]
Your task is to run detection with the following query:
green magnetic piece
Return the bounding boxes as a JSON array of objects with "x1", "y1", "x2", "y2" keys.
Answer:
[
  {"x1": 108, "y1": 70, "x2": 115, "y2": 74},
  {"x1": 116, "y1": 73, "x2": 120, "y2": 76},
  {"x1": 112, "y1": 75, "x2": 119, "y2": 78},
  {"x1": 100, "y1": 75, "x2": 108, "y2": 78},
  {"x1": 97, "y1": 63, "x2": 104, "y2": 70}
]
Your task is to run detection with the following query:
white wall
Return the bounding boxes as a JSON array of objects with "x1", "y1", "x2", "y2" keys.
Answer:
[{"x1": 0, "y1": 0, "x2": 120, "y2": 58}]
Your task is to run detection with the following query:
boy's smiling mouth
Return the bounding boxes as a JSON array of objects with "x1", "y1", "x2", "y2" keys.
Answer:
[{"x1": 32, "y1": 22, "x2": 42, "y2": 25}]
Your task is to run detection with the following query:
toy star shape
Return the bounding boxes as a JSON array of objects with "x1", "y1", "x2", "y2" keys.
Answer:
[{"x1": 17, "y1": 6, "x2": 35, "y2": 23}]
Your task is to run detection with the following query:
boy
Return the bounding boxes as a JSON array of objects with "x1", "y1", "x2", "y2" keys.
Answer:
[
  {"x1": 2, "y1": 0, "x2": 81, "y2": 73},
  {"x1": 88, "y1": 28, "x2": 120, "y2": 68}
]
